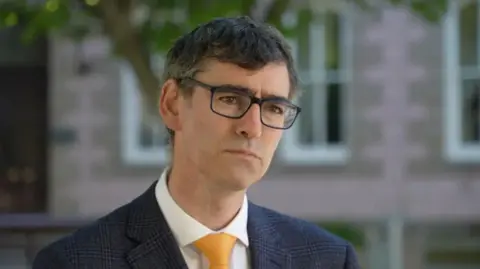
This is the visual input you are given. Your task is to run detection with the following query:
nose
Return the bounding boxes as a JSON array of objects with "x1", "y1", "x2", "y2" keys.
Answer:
[{"x1": 235, "y1": 104, "x2": 262, "y2": 139}]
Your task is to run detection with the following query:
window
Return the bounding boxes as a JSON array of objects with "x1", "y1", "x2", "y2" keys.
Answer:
[
  {"x1": 281, "y1": 10, "x2": 352, "y2": 165},
  {"x1": 443, "y1": 0, "x2": 480, "y2": 162},
  {"x1": 120, "y1": 55, "x2": 170, "y2": 165}
]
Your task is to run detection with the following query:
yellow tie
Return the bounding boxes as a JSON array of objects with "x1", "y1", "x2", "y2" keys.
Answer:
[{"x1": 194, "y1": 233, "x2": 237, "y2": 269}]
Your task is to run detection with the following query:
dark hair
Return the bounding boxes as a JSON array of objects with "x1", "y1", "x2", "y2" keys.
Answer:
[{"x1": 162, "y1": 16, "x2": 299, "y2": 143}]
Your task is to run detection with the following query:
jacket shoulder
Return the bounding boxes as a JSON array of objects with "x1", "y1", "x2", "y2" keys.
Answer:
[
  {"x1": 32, "y1": 202, "x2": 132, "y2": 268},
  {"x1": 254, "y1": 205, "x2": 360, "y2": 268},
  {"x1": 255, "y1": 205, "x2": 351, "y2": 246}
]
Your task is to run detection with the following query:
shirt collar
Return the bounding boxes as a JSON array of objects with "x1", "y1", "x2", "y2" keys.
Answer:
[{"x1": 155, "y1": 168, "x2": 249, "y2": 247}]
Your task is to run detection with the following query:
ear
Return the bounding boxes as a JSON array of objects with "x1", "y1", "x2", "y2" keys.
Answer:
[{"x1": 159, "y1": 79, "x2": 181, "y2": 133}]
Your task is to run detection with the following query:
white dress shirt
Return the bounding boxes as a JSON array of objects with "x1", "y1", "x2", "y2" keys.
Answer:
[{"x1": 155, "y1": 169, "x2": 251, "y2": 269}]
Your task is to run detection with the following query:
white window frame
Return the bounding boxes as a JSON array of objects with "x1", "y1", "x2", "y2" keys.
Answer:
[
  {"x1": 280, "y1": 9, "x2": 353, "y2": 165},
  {"x1": 443, "y1": 0, "x2": 480, "y2": 163},
  {"x1": 120, "y1": 55, "x2": 169, "y2": 165}
]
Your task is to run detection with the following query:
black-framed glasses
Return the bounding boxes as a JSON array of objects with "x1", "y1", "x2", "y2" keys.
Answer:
[{"x1": 180, "y1": 77, "x2": 301, "y2": 130}]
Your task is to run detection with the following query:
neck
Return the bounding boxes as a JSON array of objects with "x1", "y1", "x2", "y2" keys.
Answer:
[{"x1": 167, "y1": 162, "x2": 245, "y2": 231}]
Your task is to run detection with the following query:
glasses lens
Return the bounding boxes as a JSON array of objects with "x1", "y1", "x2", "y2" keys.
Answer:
[
  {"x1": 261, "y1": 100, "x2": 298, "y2": 129},
  {"x1": 211, "y1": 88, "x2": 252, "y2": 117},
  {"x1": 210, "y1": 87, "x2": 299, "y2": 129}
]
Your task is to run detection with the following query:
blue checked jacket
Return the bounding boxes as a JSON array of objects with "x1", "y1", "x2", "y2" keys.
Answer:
[{"x1": 32, "y1": 182, "x2": 360, "y2": 269}]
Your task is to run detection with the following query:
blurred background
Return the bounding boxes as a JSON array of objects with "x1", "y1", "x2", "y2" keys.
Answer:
[{"x1": 0, "y1": 0, "x2": 479, "y2": 268}]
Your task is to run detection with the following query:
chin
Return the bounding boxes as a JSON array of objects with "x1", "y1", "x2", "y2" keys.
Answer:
[
  {"x1": 231, "y1": 176, "x2": 257, "y2": 191},
  {"x1": 220, "y1": 165, "x2": 262, "y2": 191}
]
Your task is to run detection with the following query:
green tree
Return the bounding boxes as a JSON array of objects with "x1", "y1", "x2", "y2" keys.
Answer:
[{"x1": 0, "y1": 0, "x2": 449, "y2": 113}]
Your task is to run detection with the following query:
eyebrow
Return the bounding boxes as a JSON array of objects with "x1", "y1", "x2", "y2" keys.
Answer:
[{"x1": 220, "y1": 83, "x2": 290, "y2": 101}]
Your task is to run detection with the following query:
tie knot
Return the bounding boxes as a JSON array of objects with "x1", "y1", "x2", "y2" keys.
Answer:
[{"x1": 194, "y1": 233, "x2": 237, "y2": 269}]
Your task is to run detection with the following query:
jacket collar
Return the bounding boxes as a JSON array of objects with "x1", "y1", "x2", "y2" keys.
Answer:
[{"x1": 124, "y1": 181, "x2": 291, "y2": 269}]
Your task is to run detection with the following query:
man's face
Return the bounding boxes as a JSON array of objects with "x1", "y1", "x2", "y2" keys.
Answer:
[{"x1": 164, "y1": 60, "x2": 291, "y2": 191}]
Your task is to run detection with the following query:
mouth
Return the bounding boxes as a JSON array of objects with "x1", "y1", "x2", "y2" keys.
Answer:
[{"x1": 224, "y1": 149, "x2": 261, "y2": 160}]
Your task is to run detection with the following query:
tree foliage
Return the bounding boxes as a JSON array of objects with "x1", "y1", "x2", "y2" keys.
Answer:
[{"x1": 0, "y1": 0, "x2": 450, "y2": 113}]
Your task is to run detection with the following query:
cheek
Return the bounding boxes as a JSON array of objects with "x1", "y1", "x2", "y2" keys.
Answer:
[
  {"x1": 263, "y1": 131, "x2": 282, "y2": 156},
  {"x1": 189, "y1": 106, "x2": 227, "y2": 146}
]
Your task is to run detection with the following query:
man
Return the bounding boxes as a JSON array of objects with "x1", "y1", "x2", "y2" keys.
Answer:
[{"x1": 33, "y1": 16, "x2": 360, "y2": 269}]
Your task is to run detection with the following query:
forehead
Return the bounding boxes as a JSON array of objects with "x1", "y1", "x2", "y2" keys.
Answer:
[{"x1": 195, "y1": 60, "x2": 290, "y2": 99}]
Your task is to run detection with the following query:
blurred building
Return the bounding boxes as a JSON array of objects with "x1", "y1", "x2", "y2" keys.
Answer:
[{"x1": 0, "y1": 1, "x2": 479, "y2": 268}]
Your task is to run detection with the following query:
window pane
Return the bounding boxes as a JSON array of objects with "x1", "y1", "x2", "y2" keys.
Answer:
[
  {"x1": 294, "y1": 11, "x2": 344, "y2": 147},
  {"x1": 326, "y1": 83, "x2": 343, "y2": 144},
  {"x1": 297, "y1": 10, "x2": 318, "y2": 145},
  {"x1": 459, "y1": 0, "x2": 478, "y2": 67},
  {"x1": 297, "y1": 10, "x2": 312, "y2": 71},
  {"x1": 298, "y1": 82, "x2": 343, "y2": 145},
  {"x1": 461, "y1": 78, "x2": 480, "y2": 143},
  {"x1": 458, "y1": 1, "x2": 480, "y2": 146},
  {"x1": 324, "y1": 12, "x2": 341, "y2": 70}
]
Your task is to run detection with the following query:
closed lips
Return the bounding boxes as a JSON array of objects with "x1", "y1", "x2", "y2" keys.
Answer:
[{"x1": 224, "y1": 149, "x2": 260, "y2": 159}]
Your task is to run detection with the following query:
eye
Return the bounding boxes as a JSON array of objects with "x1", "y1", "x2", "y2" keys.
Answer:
[
  {"x1": 266, "y1": 103, "x2": 285, "y2": 114},
  {"x1": 270, "y1": 105, "x2": 283, "y2": 114},
  {"x1": 218, "y1": 96, "x2": 238, "y2": 104}
]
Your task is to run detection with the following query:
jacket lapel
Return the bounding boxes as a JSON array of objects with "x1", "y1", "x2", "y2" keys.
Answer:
[
  {"x1": 123, "y1": 183, "x2": 292, "y2": 269},
  {"x1": 247, "y1": 202, "x2": 292, "y2": 269},
  {"x1": 125, "y1": 181, "x2": 188, "y2": 269}
]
